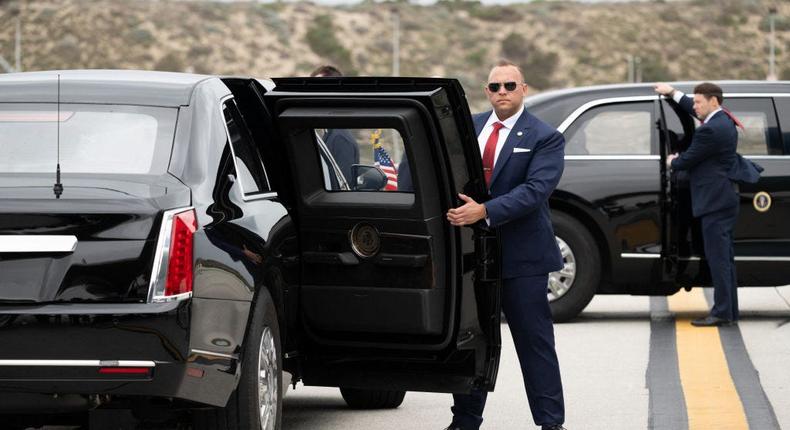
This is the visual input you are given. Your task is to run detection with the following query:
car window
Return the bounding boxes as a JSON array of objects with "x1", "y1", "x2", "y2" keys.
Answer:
[
  {"x1": 564, "y1": 102, "x2": 654, "y2": 155},
  {"x1": 0, "y1": 103, "x2": 176, "y2": 175},
  {"x1": 314, "y1": 128, "x2": 413, "y2": 193},
  {"x1": 222, "y1": 99, "x2": 271, "y2": 195},
  {"x1": 723, "y1": 98, "x2": 782, "y2": 156}
]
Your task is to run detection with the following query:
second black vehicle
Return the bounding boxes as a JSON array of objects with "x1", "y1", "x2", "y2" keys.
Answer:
[{"x1": 526, "y1": 81, "x2": 790, "y2": 321}]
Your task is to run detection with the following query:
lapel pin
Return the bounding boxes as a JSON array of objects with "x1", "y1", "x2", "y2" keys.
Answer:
[{"x1": 516, "y1": 131, "x2": 523, "y2": 137}]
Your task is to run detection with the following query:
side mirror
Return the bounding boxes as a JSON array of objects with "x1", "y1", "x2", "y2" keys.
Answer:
[{"x1": 351, "y1": 164, "x2": 388, "y2": 191}]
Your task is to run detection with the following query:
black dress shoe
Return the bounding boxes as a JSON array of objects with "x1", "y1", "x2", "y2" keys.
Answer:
[
  {"x1": 442, "y1": 426, "x2": 463, "y2": 430},
  {"x1": 542, "y1": 426, "x2": 567, "y2": 430},
  {"x1": 691, "y1": 315, "x2": 734, "y2": 327}
]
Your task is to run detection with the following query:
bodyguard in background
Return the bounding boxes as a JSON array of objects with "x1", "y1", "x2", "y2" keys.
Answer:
[
  {"x1": 445, "y1": 60, "x2": 566, "y2": 430},
  {"x1": 655, "y1": 82, "x2": 741, "y2": 327},
  {"x1": 310, "y1": 65, "x2": 359, "y2": 185}
]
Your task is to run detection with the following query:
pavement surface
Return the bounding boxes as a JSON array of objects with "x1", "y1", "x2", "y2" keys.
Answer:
[
  {"x1": 13, "y1": 286, "x2": 790, "y2": 429},
  {"x1": 282, "y1": 286, "x2": 790, "y2": 430}
]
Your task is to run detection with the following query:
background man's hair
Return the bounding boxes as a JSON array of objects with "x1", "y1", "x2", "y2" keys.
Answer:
[
  {"x1": 492, "y1": 59, "x2": 525, "y2": 83},
  {"x1": 310, "y1": 65, "x2": 342, "y2": 77},
  {"x1": 694, "y1": 82, "x2": 723, "y2": 104}
]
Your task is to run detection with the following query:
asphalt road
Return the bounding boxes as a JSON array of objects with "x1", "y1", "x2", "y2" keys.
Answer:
[
  {"x1": 282, "y1": 286, "x2": 790, "y2": 430},
  {"x1": 15, "y1": 286, "x2": 790, "y2": 429}
]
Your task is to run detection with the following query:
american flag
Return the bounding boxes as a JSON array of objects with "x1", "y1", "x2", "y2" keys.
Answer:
[{"x1": 371, "y1": 129, "x2": 398, "y2": 191}]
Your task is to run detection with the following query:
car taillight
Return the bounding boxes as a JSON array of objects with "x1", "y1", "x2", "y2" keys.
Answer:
[{"x1": 165, "y1": 209, "x2": 196, "y2": 297}]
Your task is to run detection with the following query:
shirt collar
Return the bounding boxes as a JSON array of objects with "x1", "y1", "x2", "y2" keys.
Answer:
[
  {"x1": 485, "y1": 104, "x2": 525, "y2": 130},
  {"x1": 704, "y1": 107, "x2": 722, "y2": 124}
]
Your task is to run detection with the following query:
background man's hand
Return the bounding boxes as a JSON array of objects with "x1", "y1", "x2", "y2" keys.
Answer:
[
  {"x1": 667, "y1": 152, "x2": 679, "y2": 167},
  {"x1": 447, "y1": 193, "x2": 486, "y2": 226},
  {"x1": 654, "y1": 82, "x2": 675, "y2": 96}
]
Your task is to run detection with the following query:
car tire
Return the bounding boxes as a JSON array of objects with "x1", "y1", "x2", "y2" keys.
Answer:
[
  {"x1": 194, "y1": 289, "x2": 282, "y2": 430},
  {"x1": 549, "y1": 211, "x2": 601, "y2": 323},
  {"x1": 339, "y1": 388, "x2": 406, "y2": 409}
]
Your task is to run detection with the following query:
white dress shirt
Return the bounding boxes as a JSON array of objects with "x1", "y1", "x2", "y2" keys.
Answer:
[
  {"x1": 478, "y1": 104, "x2": 525, "y2": 165},
  {"x1": 672, "y1": 90, "x2": 721, "y2": 123}
]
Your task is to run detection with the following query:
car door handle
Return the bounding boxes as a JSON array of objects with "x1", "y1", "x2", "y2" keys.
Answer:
[
  {"x1": 375, "y1": 253, "x2": 428, "y2": 268},
  {"x1": 302, "y1": 251, "x2": 359, "y2": 266}
]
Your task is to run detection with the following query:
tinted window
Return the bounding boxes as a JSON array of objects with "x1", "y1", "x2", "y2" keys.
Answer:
[
  {"x1": 314, "y1": 128, "x2": 412, "y2": 193},
  {"x1": 0, "y1": 104, "x2": 176, "y2": 174},
  {"x1": 564, "y1": 102, "x2": 654, "y2": 155},
  {"x1": 724, "y1": 98, "x2": 782, "y2": 156},
  {"x1": 222, "y1": 100, "x2": 270, "y2": 195}
]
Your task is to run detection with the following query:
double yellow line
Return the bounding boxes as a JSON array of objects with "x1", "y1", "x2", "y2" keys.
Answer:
[{"x1": 668, "y1": 289, "x2": 748, "y2": 429}]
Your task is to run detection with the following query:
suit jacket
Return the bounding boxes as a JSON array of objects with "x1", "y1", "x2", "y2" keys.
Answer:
[
  {"x1": 670, "y1": 96, "x2": 739, "y2": 217},
  {"x1": 324, "y1": 129, "x2": 360, "y2": 186},
  {"x1": 476, "y1": 109, "x2": 565, "y2": 279}
]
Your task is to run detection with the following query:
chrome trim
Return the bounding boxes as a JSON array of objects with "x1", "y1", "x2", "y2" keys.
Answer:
[
  {"x1": 565, "y1": 155, "x2": 659, "y2": 161},
  {"x1": 658, "y1": 255, "x2": 790, "y2": 262},
  {"x1": 723, "y1": 93, "x2": 790, "y2": 98},
  {"x1": 735, "y1": 256, "x2": 790, "y2": 262},
  {"x1": 0, "y1": 301, "x2": 180, "y2": 315},
  {"x1": 314, "y1": 131, "x2": 351, "y2": 191},
  {"x1": 620, "y1": 253, "x2": 661, "y2": 259},
  {"x1": 743, "y1": 155, "x2": 790, "y2": 160},
  {"x1": 147, "y1": 207, "x2": 195, "y2": 304},
  {"x1": 190, "y1": 349, "x2": 238, "y2": 360},
  {"x1": 220, "y1": 96, "x2": 276, "y2": 201},
  {"x1": 0, "y1": 235, "x2": 77, "y2": 253},
  {"x1": 557, "y1": 95, "x2": 659, "y2": 133},
  {"x1": 0, "y1": 360, "x2": 155, "y2": 367},
  {"x1": 243, "y1": 191, "x2": 279, "y2": 202}
]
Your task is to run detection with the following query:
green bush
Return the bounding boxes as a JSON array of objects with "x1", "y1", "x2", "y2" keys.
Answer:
[
  {"x1": 760, "y1": 15, "x2": 790, "y2": 32},
  {"x1": 128, "y1": 28, "x2": 154, "y2": 46},
  {"x1": 639, "y1": 57, "x2": 675, "y2": 82},
  {"x1": 468, "y1": 5, "x2": 522, "y2": 23},
  {"x1": 305, "y1": 14, "x2": 356, "y2": 75},
  {"x1": 500, "y1": 32, "x2": 558, "y2": 89},
  {"x1": 155, "y1": 53, "x2": 185, "y2": 72}
]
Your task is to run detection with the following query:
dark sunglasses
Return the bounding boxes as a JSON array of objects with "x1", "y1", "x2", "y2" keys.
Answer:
[{"x1": 487, "y1": 81, "x2": 520, "y2": 92}]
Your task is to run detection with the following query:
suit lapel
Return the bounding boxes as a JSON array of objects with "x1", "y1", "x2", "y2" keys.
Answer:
[
  {"x1": 489, "y1": 110, "x2": 530, "y2": 187},
  {"x1": 473, "y1": 111, "x2": 490, "y2": 136}
]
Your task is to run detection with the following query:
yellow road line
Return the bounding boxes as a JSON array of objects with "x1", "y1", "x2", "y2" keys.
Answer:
[{"x1": 668, "y1": 289, "x2": 748, "y2": 430}]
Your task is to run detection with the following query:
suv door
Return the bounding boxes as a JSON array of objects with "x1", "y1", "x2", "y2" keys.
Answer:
[
  {"x1": 252, "y1": 77, "x2": 500, "y2": 393},
  {"x1": 660, "y1": 94, "x2": 790, "y2": 287}
]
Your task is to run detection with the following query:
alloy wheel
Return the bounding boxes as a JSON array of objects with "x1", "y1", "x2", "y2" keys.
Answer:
[
  {"x1": 548, "y1": 236, "x2": 576, "y2": 302},
  {"x1": 257, "y1": 326, "x2": 279, "y2": 430}
]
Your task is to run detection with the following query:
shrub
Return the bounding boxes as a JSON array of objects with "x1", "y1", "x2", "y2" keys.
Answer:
[
  {"x1": 305, "y1": 14, "x2": 356, "y2": 75},
  {"x1": 155, "y1": 53, "x2": 185, "y2": 72},
  {"x1": 500, "y1": 32, "x2": 558, "y2": 89}
]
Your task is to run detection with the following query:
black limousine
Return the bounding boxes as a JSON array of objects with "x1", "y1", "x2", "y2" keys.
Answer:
[
  {"x1": 528, "y1": 81, "x2": 790, "y2": 321},
  {"x1": 0, "y1": 71, "x2": 501, "y2": 428}
]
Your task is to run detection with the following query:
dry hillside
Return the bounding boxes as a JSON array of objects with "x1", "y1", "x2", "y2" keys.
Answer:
[{"x1": 0, "y1": 0, "x2": 788, "y2": 110}]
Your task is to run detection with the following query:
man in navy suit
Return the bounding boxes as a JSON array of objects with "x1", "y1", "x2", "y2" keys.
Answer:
[
  {"x1": 445, "y1": 60, "x2": 566, "y2": 430},
  {"x1": 311, "y1": 65, "x2": 360, "y2": 188},
  {"x1": 655, "y1": 82, "x2": 740, "y2": 326}
]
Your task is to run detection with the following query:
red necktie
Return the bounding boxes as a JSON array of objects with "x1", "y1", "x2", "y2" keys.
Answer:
[
  {"x1": 482, "y1": 122, "x2": 504, "y2": 186},
  {"x1": 722, "y1": 107, "x2": 744, "y2": 129}
]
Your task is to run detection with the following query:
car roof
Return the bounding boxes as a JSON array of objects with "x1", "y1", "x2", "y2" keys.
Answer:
[
  {"x1": 525, "y1": 80, "x2": 790, "y2": 128},
  {"x1": 0, "y1": 69, "x2": 214, "y2": 107}
]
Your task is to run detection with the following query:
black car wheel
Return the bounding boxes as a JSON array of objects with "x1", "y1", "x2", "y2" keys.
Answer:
[
  {"x1": 339, "y1": 388, "x2": 406, "y2": 409},
  {"x1": 548, "y1": 212, "x2": 601, "y2": 323},
  {"x1": 194, "y1": 289, "x2": 282, "y2": 430}
]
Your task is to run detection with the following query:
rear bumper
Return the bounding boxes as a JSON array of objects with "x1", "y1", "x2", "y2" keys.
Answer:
[{"x1": 0, "y1": 298, "x2": 249, "y2": 409}]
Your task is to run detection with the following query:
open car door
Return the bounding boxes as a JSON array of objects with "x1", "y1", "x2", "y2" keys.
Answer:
[
  {"x1": 261, "y1": 77, "x2": 501, "y2": 394},
  {"x1": 657, "y1": 97, "x2": 680, "y2": 284},
  {"x1": 657, "y1": 95, "x2": 704, "y2": 288}
]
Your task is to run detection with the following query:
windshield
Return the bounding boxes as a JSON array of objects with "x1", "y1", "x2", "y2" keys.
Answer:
[{"x1": 0, "y1": 103, "x2": 177, "y2": 175}]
